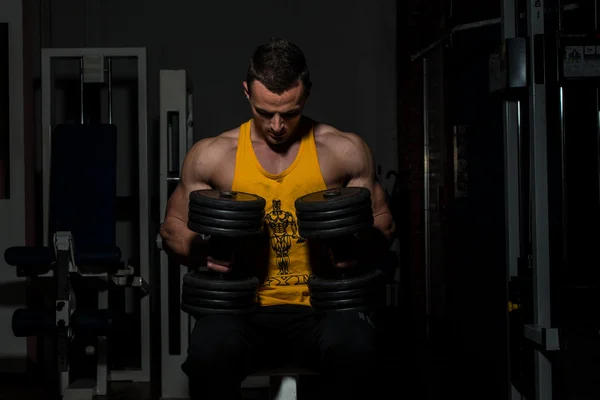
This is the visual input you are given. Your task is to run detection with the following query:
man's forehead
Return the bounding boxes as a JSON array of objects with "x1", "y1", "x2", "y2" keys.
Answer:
[
  {"x1": 252, "y1": 103, "x2": 302, "y2": 114},
  {"x1": 250, "y1": 98, "x2": 302, "y2": 114},
  {"x1": 250, "y1": 81, "x2": 304, "y2": 100}
]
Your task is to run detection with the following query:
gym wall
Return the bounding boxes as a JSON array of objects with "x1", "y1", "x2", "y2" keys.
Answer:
[{"x1": 27, "y1": 0, "x2": 399, "y2": 195}]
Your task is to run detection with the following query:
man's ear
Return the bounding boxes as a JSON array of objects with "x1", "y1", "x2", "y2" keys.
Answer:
[
  {"x1": 302, "y1": 85, "x2": 311, "y2": 101},
  {"x1": 243, "y1": 81, "x2": 250, "y2": 100}
]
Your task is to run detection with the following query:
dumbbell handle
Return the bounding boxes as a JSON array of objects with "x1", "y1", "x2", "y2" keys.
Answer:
[
  {"x1": 207, "y1": 236, "x2": 234, "y2": 261},
  {"x1": 325, "y1": 236, "x2": 363, "y2": 279},
  {"x1": 207, "y1": 236, "x2": 238, "y2": 279},
  {"x1": 327, "y1": 236, "x2": 359, "y2": 263}
]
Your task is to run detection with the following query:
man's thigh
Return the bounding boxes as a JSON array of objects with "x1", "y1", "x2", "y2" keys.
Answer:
[
  {"x1": 286, "y1": 309, "x2": 379, "y2": 370},
  {"x1": 183, "y1": 314, "x2": 267, "y2": 378}
]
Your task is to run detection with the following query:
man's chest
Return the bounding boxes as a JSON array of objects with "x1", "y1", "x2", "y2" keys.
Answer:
[{"x1": 210, "y1": 143, "x2": 346, "y2": 190}]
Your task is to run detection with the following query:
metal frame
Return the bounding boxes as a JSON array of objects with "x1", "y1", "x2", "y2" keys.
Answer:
[
  {"x1": 500, "y1": 2, "x2": 525, "y2": 397},
  {"x1": 525, "y1": 1, "x2": 554, "y2": 398},
  {"x1": 0, "y1": 0, "x2": 28, "y2": 373},
  {"x1": 158, "y1": 70, "x2": 193, "y2": 399},
  {"x1": 422, "y1": 57, "x2": 432, "y2": 341},
  {"x1": 499, "y1": 0, "x2": 558, "y2": 397},
  {"x1": 40, "y1": 47, "x2": 150, "y2": 383},
  {"x1": 500, "y1": 0, "x2": 555, "y2": 398},
  {"x1": 502, "y1": 0, "x2": 521, "y2": 284}
]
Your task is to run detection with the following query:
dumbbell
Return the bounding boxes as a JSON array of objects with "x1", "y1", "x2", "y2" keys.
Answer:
[
  {"x1": 295, "y1": 187, "x2": 384, "y2": 312},
  {"x1": 181, "y1": 189, "x2": 265, "y2": 317}
]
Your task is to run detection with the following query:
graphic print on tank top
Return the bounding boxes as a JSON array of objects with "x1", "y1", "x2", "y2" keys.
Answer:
[{"x1": 263, "y1": 198, "x2": 306, "y2": 279}]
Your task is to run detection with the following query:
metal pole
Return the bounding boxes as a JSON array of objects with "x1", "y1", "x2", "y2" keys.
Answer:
[
  {"x1": 423, "y1": 57, "x2": 431, "y2": 341},
  {"x1": 79, "y1": 57, "x2": 84, "y2": 124},
  {"x1": 501, "y1": 0, "x2": 522, "y2": 398},
  {"x1": 107, "y1": 57, "x2": 113, "y2": 124},
  {"x1": 526, "y1": 0, "x2": 553, "y2": 398},
  {"x1": 502, "y1": 0, "x2": 521, "y2": 282}
]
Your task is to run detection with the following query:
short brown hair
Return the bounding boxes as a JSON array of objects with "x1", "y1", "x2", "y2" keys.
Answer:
[{"x1": 246, "y1": 37, "x2": 312, "y2": 95}]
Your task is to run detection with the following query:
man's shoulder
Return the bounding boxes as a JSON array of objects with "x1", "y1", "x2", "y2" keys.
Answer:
[
  {"x1": 190, "y1": 127, "x2": 240, "y2": 156},
  {"x1": 185, "y1": 127, "x2": 240, "y2": 175},
  {"x1": 314, "y1": 123, "x2": 367, "y2": 157}
]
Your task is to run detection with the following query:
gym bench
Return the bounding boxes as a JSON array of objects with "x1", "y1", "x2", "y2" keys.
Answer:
[{"x1": 245, "y1": 366, "x2": 319, "y2": 400}]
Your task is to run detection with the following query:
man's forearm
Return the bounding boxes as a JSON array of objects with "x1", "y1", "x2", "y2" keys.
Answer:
[
  {"x1": 356, "y1": 213, "x2": 396, "y2": 261},
  {"x1": 160, "y1": 222, "x2": 209, "y2": 268}
]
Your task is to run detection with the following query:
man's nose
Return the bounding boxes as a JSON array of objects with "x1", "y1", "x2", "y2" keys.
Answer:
[{"x1": 271, "y1": 114, "x2": 284, "y2": 132}]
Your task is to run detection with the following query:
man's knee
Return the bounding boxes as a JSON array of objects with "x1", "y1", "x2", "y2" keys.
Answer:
[
  {"x1": 183, "y1": 338, "x2": 237, "y2": 374},
  {"x1": 322, "y1": 335, "x2": 377, "y2": 372}
]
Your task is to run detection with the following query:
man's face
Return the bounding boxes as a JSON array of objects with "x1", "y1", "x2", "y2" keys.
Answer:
[{"x1": 243, "y1": 80, "x2": 308, "y2": 147}]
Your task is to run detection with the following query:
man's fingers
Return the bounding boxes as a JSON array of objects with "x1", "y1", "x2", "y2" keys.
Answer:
[
  {"x1": 206, "y1": 256, "x2": 233, "y2": 273},
  {"x1": 207, "y1": 260, "x2": 231, "y2": 273},
  {"x1": 333, "y1": 260, "x2": 359, "y2": 269}
]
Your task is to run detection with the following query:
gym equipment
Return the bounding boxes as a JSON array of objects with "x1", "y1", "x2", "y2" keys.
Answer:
[
  {"x1": 180, "y1": 189, "x2": 265, "y2": 317},
  {"x1": 42, "y1": 47, "x2": 151, "y2": 387},
  {"x1": 0, "y1": 8, "x2": 31, "y2": 368},
  {"x1": 491, "y1": 1, "x2": 600, "y2": 398},
  {"x1": 156, "y1": 70, "x2": 196, "y2": 399},
  {"x1": 187, "y1": 190, "x2": 266, "y2": 237},
  {"x1": 5, "y1": 125, "x2": 145, "y2": 399},
  {"x1": 12, "y1": 308, "x2": 117, "y2": 337},
  {"x1": 181, "y1": 270, "x2": 258, "y2": 315},
  {"x1": 295, "y1": 187, "x2": 384, "y2": 312},
  {"x1": 295, "y1": 187, "x2": 373, "y2": 239},
  {"x1": 4, "y1": 48, "x2": 150, "y2": 399}
]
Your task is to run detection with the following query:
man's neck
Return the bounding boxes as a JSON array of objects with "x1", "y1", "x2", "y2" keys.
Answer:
[{"x1": 252, "y1": 117, "x2": 311, "y2": 155}]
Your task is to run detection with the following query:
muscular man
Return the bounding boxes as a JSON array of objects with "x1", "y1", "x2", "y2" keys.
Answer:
[{"x1": 160, "y1": 37, "x2": 396, "y2": 400}]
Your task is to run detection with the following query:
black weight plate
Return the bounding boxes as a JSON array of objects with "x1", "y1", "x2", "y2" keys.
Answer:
[
  {"x1": 189, "y1": 204, "x2": 265, "y2": 221},
  {"x1": 188, "y1": 214, "x2": 264, "y2": 230},
  {"x1": 308, "y1": 269, "x2": 383, "y2": 291},
  {"x1": 187, "y1": 221, "x2": 264, "y2": 237},
  {"x1": 309, "y1": 286, "x2": 377, "y2": 301},
  {"x1": 190, "y1": 189, "x2": 266, "y2": 211},
  {"x1": 311, "y1": 304, "x2": 381, "y2": 314},
  {"x1": 295, "y1": 187, "x2": 371, "y2": 213},
  {"x1": 181, "y1": 302, "x2": 256, "y2": 317},
  {"x1": 181, "y1": 286, "x2": 257, "y2": 300},
  {"x1": 296, "y1": 202, "x2": 371, "y2": 222},
  {"x1": 181, "y1": 295, "x2": 256, "y2": 310},
  {"x1": 299, "y1": 219, "x2": 373, "y2": 240},
  {"x1": 310, "y1": 296, "x2": 376, "y2": 310},
  {"x1": 297, "y1": 211, "x2": 373, "y2": 231},
  {"x1": 183, "y1": 271, "x2": 259, "y2": 291}
]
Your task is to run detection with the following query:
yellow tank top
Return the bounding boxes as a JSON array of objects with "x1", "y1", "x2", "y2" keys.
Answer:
[{"x1": 232, "y1": 119, "x2": 328, "y2": 307}]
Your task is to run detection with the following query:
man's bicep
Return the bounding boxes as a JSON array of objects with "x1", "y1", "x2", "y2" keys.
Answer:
[
  {"x1": 344, "y1": 136, "x2": 395, "y2": 236},
  {"x1": 344, "y1": 135, "x2": 379, "y2": 201},
  {"x1": 164, "y1": 143, "x2": 212, "y2": 222}
]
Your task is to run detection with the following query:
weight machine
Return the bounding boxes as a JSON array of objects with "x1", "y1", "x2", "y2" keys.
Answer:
[
  {"x1": 4, "y1": 48, "x2": 151, "y2": 399},
  {"x1": 493, "y1": 0, "x2": 600, "y2": 398}
]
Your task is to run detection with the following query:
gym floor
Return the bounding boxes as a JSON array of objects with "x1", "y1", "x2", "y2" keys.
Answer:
[
  {"x1": 0, "y1": 375, "x2": 360, "y2": 400},
  {"x1": 0, "y1": 380, "x2": 270, "y2": 400}
]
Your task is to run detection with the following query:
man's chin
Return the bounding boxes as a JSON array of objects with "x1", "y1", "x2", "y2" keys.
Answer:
[{"x1": 267, "y1": 134, "x2": 288, "y2": 145}]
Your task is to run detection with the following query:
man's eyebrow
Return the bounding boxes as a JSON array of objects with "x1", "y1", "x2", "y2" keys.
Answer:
[
  {"x1": 255, "y1": 107, "x2": 271, "y2": 114},
  {"x1": 255, "y1": 106, "x2": 301, "y2": 115}
]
